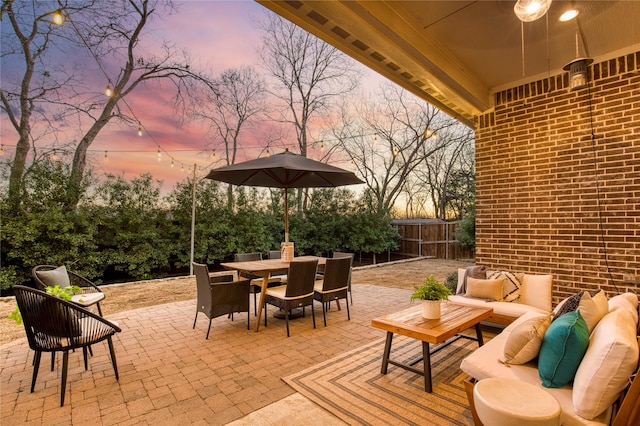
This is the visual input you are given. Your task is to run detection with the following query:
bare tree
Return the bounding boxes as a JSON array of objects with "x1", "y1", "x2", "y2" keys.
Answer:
[
  {"x1": 257, "y1": 12, "x2": 358, "y2": 210},
  {"x1": 193, "y1": 66, "x2": 268, "y2": 208},
  {"x1": 333, "y1": 83, "x2": 458, "y2": 213},
  {"x1": 1, "y1": 0, "x2": 212, "y2": 208},
  {"x1": 412, "y1": 124, "x2": 475, "y2": 219}
]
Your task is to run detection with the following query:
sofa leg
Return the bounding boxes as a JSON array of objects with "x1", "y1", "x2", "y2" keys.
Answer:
[{"x1": 463, "y1": 376, "x2": 484, "y2": 426}]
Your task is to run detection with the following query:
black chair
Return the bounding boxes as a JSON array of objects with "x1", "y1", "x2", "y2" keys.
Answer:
[
  {"x1": 263, "y1": 259, "x2": 318, "y2": 337},
  {"x1": 268, "y1": 250, "x2": 281, "y2": 259},
  {"x1": 13, "y1": 285, "x2": 121, "y2": 407},
  {"x1": 234, "y1": 252, "x2": 281, "y2": 315},
  {"x1": 193, "y1": 262, "x2": 251, "y2": 339},
  {"x1": 32, "y1": 265, "x2": 105, "y2": 316},
  {"x1": 313, "y1": 257, "x2": 352, "y2": 326},
  {"x1": 332, "y1": 252, "x2": 355, "y2": 304}
]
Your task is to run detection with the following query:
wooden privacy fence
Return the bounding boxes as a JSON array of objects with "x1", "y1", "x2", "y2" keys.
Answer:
[{"x1": 392, "y1": 219, "x2": 474, "y2": 260}]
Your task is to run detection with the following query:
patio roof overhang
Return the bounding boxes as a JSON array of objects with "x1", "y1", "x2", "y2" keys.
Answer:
[{"x1": 257, "y1": 1, "x2": 640, "y2": 127}]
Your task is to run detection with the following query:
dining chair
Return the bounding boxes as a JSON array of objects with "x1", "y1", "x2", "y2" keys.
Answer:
[
  {"x1": 332, "y1": 252, "x2": 355, "y2": 304},
  {"x1": 32, "y1": 265, "x2": 105, "y2": 315},
  {"x1": 13, "y1": 285, "x2": 121, "y2": 407},
  {"x1": 234, "y1": 252, "x2": 282, "y2": 315},
  {"x1": 193, "y1": 262, "x2": 251, "y2": 339},
  {"x1": 313, "y1": 256, "x2": 352, "y2": 326},
  {"x1": 263, "y1": 259, "x2": 318, "y2": 337}
]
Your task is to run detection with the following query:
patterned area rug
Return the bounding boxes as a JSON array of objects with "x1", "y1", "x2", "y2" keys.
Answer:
[{"x1": 284, "y1": 333, "x2": 489, "y2": 425}]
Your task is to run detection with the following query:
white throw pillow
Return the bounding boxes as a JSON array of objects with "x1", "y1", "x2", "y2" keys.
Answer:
[
  {"x1": 578, "y1": 290, "x2": 609, "y2": 333},
  {"x1": 35, "y1": 265, "x2": 71, "y2": 288},
  {"x1": 465, "y1": 277, "x2": 504, "y2": 301},
  {"x1": 573, "y1": 309, "x2": 639, "y2": 419},
  {"x1": 520, "y1": 274, "x2": 553, "y2": 312},
  {"x1": 501, "y1": 314, "x2": 551, "y2": 365}
]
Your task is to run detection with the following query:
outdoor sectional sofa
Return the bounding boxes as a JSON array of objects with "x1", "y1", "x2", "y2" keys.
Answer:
[
  {"x1": 448, "y1": 268, "x2": 553, "y2": 325},
  {"x1": 461, "y1": 292, "x2": 640, "y2": 425}
]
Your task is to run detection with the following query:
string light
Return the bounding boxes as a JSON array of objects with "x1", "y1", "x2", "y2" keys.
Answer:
[
  {"x1": 181, "y1": 163, "x2": 185, "y2": 172},
  {"x1": 211, "y1": 150, "x2": 216, "y2": 158},
  {"x1": 266, "y1": 148, "x2": 271, "y2": 157},
  {"x1": 0, "y1": 144, "x2": 4, "y2": 156},
  {"x1": 137, "y1": 126, "x2": 142, "y2": 137},
  {"x1": 320, "y1": 142, "x2": 325, "y2": 152},
  {"x1": 51, "y1": 149, "x2": 58, "y2": 161},
  {"x1": 105, "y1": 85, "x2": 112, "y2": 97},
  {"x1": 104, "y1": 150, "x2": 108, "y2": 160},
  {"x1": 52, "y1": 9, "x2": 64, "y2": 25},
  {"x1": 156, "y1": 149, "x2": 162, "y2": 162},
  {"x1": 393, "y1": 149, "x2": 399, "y2": 157},
  {"x1": 170, "y1": 159, "x2": 175, "y2": 168}
]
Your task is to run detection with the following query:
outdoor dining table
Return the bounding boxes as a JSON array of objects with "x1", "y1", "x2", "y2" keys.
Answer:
[{"x1": 220, "y1": 256, "x2": 327, "y2": 332}]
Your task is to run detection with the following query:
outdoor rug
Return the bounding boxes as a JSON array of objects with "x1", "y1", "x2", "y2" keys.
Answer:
[{"x1": 283, "y1": 333, "x2": 492, "y2": 425}]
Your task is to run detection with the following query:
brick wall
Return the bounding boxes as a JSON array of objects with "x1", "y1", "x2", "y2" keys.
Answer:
[{"x1": 475, "y1": 51, "x2": 640, "y2": 305}]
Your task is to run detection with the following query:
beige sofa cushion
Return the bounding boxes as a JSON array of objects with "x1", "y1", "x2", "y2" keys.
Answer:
[
  {"x1": 520, "y1": 274, "x2": 553, "y2": 312},
  {"x1": 578, "y1": 290, "x2": 609, "y2": 333},
  {"x1": 608, "y1": 293, "x2": 638, "y2": 324},
  {"x1": 572, "y1": 308, "x2": 639, "y2": 420},
  {"x1": 466, "y1": 277, "x2": 504, "y2": 301},
  {"x1": 501, "y1": 313, "x2": 551, "y2": 365}
]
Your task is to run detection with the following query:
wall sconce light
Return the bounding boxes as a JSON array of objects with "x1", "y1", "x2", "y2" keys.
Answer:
[
  {"x1": 514, "y1": 0, "x2": 552, "y2": 22},
  {"x1": 563, "y1": 57, "x2": 593, "y2": 91}
]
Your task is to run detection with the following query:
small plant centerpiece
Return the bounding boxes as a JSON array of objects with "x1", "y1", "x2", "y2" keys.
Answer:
[{"x1": 410, "y1": 275, "x2": 451, "y2": 319}]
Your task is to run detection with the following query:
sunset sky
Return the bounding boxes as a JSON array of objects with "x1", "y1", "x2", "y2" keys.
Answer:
[{"x1": 1, "y1": 0, "x2": 384, "y2": 194}]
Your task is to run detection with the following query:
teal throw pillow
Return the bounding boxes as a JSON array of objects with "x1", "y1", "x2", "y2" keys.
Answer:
[{"x1": 538, "y1": 310, "x2": 589, "y2": 388}]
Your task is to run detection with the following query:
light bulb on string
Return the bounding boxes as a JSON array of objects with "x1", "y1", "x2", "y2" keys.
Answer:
[
  {"x1": 0, "y1": 144, "x2": 4, "y2": 156},
  {"x1": 211, "y1": 150, "x2": 216, "y2": 159},
  {"x1": 170, "y1": 159, "x2": 175, "y2": 168},
  {"x1": 52, "y1": 9, "x2": 64, "y2": 25},
  {"x1": 156, "y1": 149, "x2": 162, "y2": 162},
  {"x1": 180, "y1": 163, "x2": 185, "y2": 173},
  {"x1": 104, "y1": 150, "x2": 108, "y2": 160},
  {"x1": 51, "y1": 149, "x2": 58, "y2": 161},
  {"x1": 138, "y1": 126, "x2": 142, "y2": 137},
  {"x1": 393, "y1": 149, "x2": 399, "y2": 158},
  {"x1": 266, "y1": 148, "x2": 271, "y2": 157},
  {"x1": 105, "y1": 85, "x2": 112, "y2": 97},
  {"x1": 320, "y1": 142, "x2": 325, "y2": 152}
]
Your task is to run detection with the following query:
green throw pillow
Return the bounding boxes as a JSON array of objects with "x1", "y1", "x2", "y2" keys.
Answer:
[{"x1": 538, "y1": 310, "x2": 589, "y2": 388}]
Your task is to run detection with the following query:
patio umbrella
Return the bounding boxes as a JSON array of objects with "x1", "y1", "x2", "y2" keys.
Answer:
[{"x1": 204, "y1": 149, "x2": 363, "y2": 242}]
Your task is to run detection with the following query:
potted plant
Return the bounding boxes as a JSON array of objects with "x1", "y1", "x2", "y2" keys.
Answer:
[{"x1": 410, "y1": 275, "x2": 452, "y2": 319}]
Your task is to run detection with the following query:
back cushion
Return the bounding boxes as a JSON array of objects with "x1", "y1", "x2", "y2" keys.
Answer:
[
  {"x1": 608, "y1": 293, "x2": 639, "y2": 325},
  {"x1": 573, "y1": 309, "x2": 639, "y2": 420},
  {"x1": 520, "y1": 274, "x2": 553, "y2": 312},
  {"x1": 35, "y1": 265, "x2": 71, "y2": 288}
]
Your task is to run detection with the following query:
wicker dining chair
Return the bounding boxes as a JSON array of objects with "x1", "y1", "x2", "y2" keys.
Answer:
[
  {"x1": 13, "y1": 285, "x2": 121, "y2": 407},
  {"x1": 332, "y1": 252, "x2": 355, "y2": 304},
  {"x1": 313, "y1": 256, "x2": 352, "y2": 326},
  {"x1": 263, "y1": 259, "x2": 318, "y2": 337},
  {"x1": 192, "y1": 262, "x2": 251, "y2": 339},
  {"x1": 234, "y1": 253, "x2": 282, "y2": 315},
  {"x1": 32, "y1": 265, "x2": 105, "y2": 315}
]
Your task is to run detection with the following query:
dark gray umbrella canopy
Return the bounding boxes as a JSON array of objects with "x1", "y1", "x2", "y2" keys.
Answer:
[{"x1": 205, "y1": 150, "x2": 363, "y2": 241}]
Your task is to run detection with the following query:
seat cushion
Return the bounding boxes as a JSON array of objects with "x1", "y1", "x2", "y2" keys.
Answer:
[
  {"x1": 538, "y1": 311, "x2": 590, "y2": 388},
  {"x1": 35, "y1": 265, "x2": 71, "y2": 288}
]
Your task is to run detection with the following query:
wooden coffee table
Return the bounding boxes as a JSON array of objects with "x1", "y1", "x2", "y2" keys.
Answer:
[{"x1": 371, "y1": 303, "x2": 493, "y2": 392}]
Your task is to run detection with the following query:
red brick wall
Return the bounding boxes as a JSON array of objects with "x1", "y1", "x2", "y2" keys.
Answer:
[{"x1": 475, "y1": 51, "x2": 640, "y2": 305}]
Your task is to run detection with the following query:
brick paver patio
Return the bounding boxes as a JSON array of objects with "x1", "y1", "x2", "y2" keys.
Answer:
[{"x1": 1, "y1": 284, "x2": 413, "y2": 425}]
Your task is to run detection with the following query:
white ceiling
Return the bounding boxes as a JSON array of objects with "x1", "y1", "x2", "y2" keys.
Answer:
[{"x1": 257, "y1": 0, "x2": 640, "y2": 126}]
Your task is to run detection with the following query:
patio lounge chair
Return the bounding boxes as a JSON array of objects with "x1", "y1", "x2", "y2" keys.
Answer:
[
  {"x1": 192, "y1": 262, "x2": 251, "y2": 339},
  {"x1": 13, "y1": 285, "x2": 121, "y2": 407}
]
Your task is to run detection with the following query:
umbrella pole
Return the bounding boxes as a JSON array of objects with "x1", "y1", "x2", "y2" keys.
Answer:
[{"x1": 284, "y1": 188, "x2": 289, "y2": 242}]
